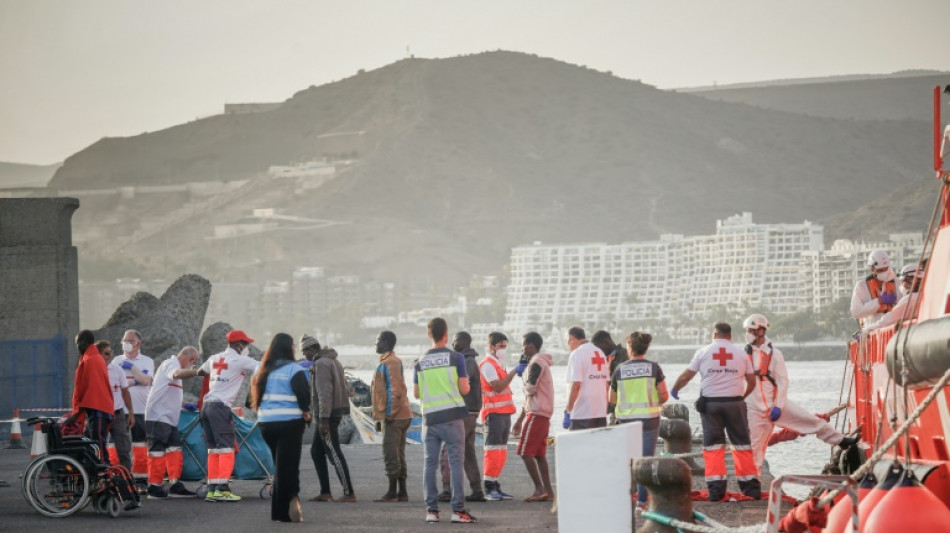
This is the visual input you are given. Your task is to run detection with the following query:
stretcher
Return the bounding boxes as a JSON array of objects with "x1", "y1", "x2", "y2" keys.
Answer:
[{"x1": 177, "y1": 410, "x2": 274, "y2": 499}]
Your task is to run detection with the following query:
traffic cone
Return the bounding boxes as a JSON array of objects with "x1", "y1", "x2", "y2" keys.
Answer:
[
  {"x1": 30, "y1": 423, "x2": 47, "y2": 458},
  {"x1": 844, "y1": 463, "x2": 903, "y2": 533},
  {"x1": 823, "y1": 472, "x2": 876, "y2": 533},
  {"x1": 864, "y1": 469, "x2": 950, "y2": 532},
  {"x1": 6, "y1": 409, "x2": 25, "y2": 449}
]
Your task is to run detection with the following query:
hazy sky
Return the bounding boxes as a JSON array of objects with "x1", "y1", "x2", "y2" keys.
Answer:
[{"x1": 1, "y1": 0, "x2": 947, "y2": 164}]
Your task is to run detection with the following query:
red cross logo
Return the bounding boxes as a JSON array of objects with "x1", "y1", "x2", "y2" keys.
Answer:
[
  {"x1": 212, "y1": 358, "x2": 229, "y2": 376},
  {"x1": 712, "y1": 347, "x2": 733, "y2": 367},
  {"x1": 591, "y1": 351, "x2": 606, "y2": 372},
  {"x1": 113, "y1": 383, "x2": 119, "y2": 392}
]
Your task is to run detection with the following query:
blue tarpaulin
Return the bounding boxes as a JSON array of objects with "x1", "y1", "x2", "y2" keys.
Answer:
[{"x1": 177, "y1": 410, "x2": 273, "y2": 481}]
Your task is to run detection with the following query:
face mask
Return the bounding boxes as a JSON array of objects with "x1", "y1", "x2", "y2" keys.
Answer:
[
  {"x1": 745, "y1": 332, "x2": 758, "y2": 344},
  {"x1": 494, "y1": 347, "x2": 507, "y2": 360},
  {"x1": 240, "y1": 346, "x2": 250, "y2": 357},
  {"x1": 122, "y1": 341, "x2": 134, "y2": 354},
  {"x1": 876, "y1": 271, "x2": 889, "y2": 282}
]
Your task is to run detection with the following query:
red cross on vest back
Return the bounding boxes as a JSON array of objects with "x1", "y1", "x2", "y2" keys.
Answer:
[
  {"x1": 591, "y1": 351, "x2": 606, "y2": 372},
  {"x1": 712, "y1": 347, "x2": 733, "y2": 367},
  {"x1": 212, "y1": 358, "x2": 229, "y2": 375}
]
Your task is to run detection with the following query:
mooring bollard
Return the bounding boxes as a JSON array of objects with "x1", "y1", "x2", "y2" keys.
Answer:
[
  {"x1": 659, "y1": 418, "x2": 703, "y2": 474},
  {"x1": 661, "y1": 403, "x2": 689, "y2": 423},
  {"x1": 634, "y1": 457, "x2": 694, "y2": 533}
]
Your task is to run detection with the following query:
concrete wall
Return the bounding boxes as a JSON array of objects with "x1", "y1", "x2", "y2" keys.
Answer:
[{"x1": 0, "y1": 198, "x2": 80, "y2": 411}]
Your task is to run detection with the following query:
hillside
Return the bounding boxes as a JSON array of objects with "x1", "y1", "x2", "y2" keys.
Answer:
[
  {"x1": 48, "y1": 52, "x2": 935, "y2": 288},
  {"x1": 0, "y1": 161, "x2": 60, "y2": 188},
  {"x1": 685, "y1": 71, "x2": 947, "y2": 122}
]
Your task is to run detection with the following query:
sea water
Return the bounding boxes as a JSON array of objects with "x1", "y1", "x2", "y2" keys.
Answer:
[{"x1": 353, "y1": 359, "x2": 849, "y2": 498}]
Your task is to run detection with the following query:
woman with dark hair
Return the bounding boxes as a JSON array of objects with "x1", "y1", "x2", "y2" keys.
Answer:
[
  {"x1": 608, "y1": 332, "x2": 669, "y2": 510},
  {"x1": 251, "y1": 333, "x2": 312, "y2": 522}
]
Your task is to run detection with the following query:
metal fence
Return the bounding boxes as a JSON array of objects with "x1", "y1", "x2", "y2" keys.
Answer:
[{"x1": 0, "y1": 337, "x2": 66, "y2": 439}]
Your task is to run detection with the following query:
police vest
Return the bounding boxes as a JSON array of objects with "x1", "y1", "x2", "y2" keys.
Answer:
[
  {"x1": 479, "y1": 356, "x2": 516, "y2": 417},
  {"x1": 258, "y1": 362, "x2": 307, "y2": 423},
  {"x1": 417, "y1": 352, "x2": 466, "y2": 416},
  {"x1": 866, "y1": 276, "x2": 897, "y2": 313},
  {"x1": 614, "y1": 360, "x2": 661, "y2": 421}
]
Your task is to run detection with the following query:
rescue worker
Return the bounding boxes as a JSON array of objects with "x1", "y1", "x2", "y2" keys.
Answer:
[
  {"x1": 197, "y1": 329, "x2": 260, "y2": 502},
  {"x1": 414, "y1": 317, "x2": 476, "y2": 524},
  {"x1": 609, "y1": 332, "x2": 668, "y2": 508},
  {"x1": 252, "y1": 333, "x2": 312, "y2": 523},
  {"x1": 564, "y1": 326, "x2": 609, "y2": 430},
  {"x1": 114, "y1": 329, "x2": 155, "y2": 490},
  {"x1": 98, "y1": 340, "x2": 135, "y2": 472},
  {"x1": 850, "y1": 250, "x2": 899, "y2": 328},
  {"x1": 305, "y1": 334, "x2": 356, "y2": 503},
  {"x1": 478, "y1": 332, "x2": 525, "y2": 501},
  {"x1": 863, "y1": 264, "x2": 924, "y2": 332},
  {"x1": 670, "y1": 322, "x2": 760, "y2": 501},
  {"x1": 371, "y1": 330, "x2": 412, "y2": 503},
  {"x1": 143, "y1": 346, "x2": 202, "y2": 499},
  {"x1": 65, "y1": 330, "x2": 114, "y2": 465},
  {"x1": 592, "y1": 330, "x2": 628, "y2": 424},
  {"x1": 517, "y1": 332, "x2": 554, "y2": 502},
  {"x1": 743, "y1": 314, "x2": 857, "y2": 475}
]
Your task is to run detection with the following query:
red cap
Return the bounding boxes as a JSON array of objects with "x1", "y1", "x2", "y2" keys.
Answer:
[{"x1": 226, "y1": 330, "x2": 254, "y2": 344}]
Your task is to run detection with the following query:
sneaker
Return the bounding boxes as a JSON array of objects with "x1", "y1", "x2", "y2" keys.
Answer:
[
  {"x1": 465, "y1": 492, "x2": 487, "y2": 502},
  {"x1": 147, "y1": 484, "x2": 169, "y2": 500},
  {"x1": 216, "y1": 490, "x2": 242, "y2": 502},
  {"x1": 495, "y1": 487, "x2": 514, "y2": 500},
  {"x1": 438, "y1": 490, "x2": 451, "y2": 502},
  {"x1": 136, "y1": 479, "x2": 148, "y2": 495},
  {"x1": 451, "y1": 510, "x2": 477, "y2": 523},
  {"x1": 426, "y1": 510, "x2": 440, "y2": 523},
  {"x1": 484, "y1": 489, "x2": 503, "y2": 501},
  {"x1": 168, "y1": 481, "x2": 196, "y2": 498},
  {"x1": 205, "y1": 489, "x2": 221, "y2": 502}
]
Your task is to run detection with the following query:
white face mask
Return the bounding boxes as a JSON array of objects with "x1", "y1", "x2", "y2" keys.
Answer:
[
  {"x1": 745, "y1": 332, "x2": 757, "y2": 344},
  {"x1": 494, "y1": 347, "x2": 507, "y2": 360},
  {"x1": 240, "y1": 346, "x2": 250, "y2": 357},
  {"x1": 122, "y1": 341, "x2": 134, "y2": 354},
  {"x1": 876, "y1": 270, "x2": 889, "y2": 282}
]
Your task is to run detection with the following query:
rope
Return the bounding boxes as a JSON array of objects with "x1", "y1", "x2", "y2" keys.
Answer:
[
  {"x1": 817, "y1": 365, "x2": 950, "y2": 508},
  {"x1": 642, "y1": 510, "x2": 766, "y2": 533}
]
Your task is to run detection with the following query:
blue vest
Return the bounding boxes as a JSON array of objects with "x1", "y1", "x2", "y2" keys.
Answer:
[{"x1": 258, "y1": 362, "x2": 307, "y2": 422}]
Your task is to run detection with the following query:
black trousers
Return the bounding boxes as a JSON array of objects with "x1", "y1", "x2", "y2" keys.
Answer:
[
  {"x1": 261, "y1": 418, "x2": 305, "y2": 522},
  {"x1": 310, "y1": 416, "x2": 353, "y2": 496}
]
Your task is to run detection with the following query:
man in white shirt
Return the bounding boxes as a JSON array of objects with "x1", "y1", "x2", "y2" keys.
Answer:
[
  {"x1": 851, "y1": 250, "x2": 900, "y2": 328},
  {"x1": 113, "y1": 329, "x2": 155, "y2": 489},
  {"x1": 97, "y1": 340, "x2": 134, "y2": 472},
  {"x1": 143, "y1": 346, "x2": 202, "y2": 499},
  {"x1": 563, "y1": 326, "x2": 609, "y2": 430},
  {"x1": 197, "y1": 330, "x2": 260, "y2": 503},
  {"x1": 670, "y1": 323, "x2": 759, "y2": 501}
]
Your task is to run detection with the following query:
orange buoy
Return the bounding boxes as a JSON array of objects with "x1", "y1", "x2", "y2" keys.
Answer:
[
  {"x1": 864, "y1": 469, "x2": 950, "y2": 533},
  {"x1": 845, "y1": 463, "x2": 903, "y2": 533},
  {"x1": 823, "y1": 472, "x2": 877, "y2": 533}
]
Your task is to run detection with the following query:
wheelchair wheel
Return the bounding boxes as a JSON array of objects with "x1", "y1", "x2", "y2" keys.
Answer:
[
  {"x1": 259, "y1": 484, "x2": 272, "y2": 499},
  {"x1": 108, "y1": 495, "x2": 122, "y2": 518},
  {"x1": 20, "y1": 455, "x2": 47, "y2": 504},
  {"x1": 196, "y1": 484, "x2": 209, "y2": 499},
  {"x1": 23, "y1": 454, "x2": 91, "y2": 518},
  {"x1": 94, "y1": 491, "x2": 111, "y2": 515}
]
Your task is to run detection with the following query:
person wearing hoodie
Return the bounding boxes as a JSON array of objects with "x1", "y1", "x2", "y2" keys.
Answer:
[
  {"x1": 516, "y1": 332, "x2": 554, "y2": 502},
  {"x1": 609, "y1": 332, "x2": 668, "y2": 509},
  {"x1": 438, "y1": 331, "x2": 486, "y2": 502},
  {"x1": 303, "y1": 334, "x2": 355, "y2": 502},
  {"x1": 371, "y1": 331, "x2": 412, "y2": 502}
]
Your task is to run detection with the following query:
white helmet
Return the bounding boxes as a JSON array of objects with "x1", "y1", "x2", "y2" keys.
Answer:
[
  {"x1": 743, "y1": 313, "x2": 769, "y2": 330},
  {"x1": 900, "y1": 264, "x2": 922, "y2": 279},
  {"x1": 867, "y1": 250, "x2": 891, "y2": 270}
]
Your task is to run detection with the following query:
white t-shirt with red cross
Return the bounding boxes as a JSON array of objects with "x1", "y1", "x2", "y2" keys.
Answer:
[
  {"x1": 145, "y1": 357, "x2": 185, "y2": 426},
  {"x1": 108, "y1": 362, "x2": 129, "y2": 412},
  {"x1": 687, "y1": 339, "x2": 754, "y2": 398},
  {"x1": 113, "y1": 352, "x2": 155, "y2": 415},
  {"x1": 200, "y1": 347, "x2": 260, "y2": 406},
  {"x1": 565, "y1": 341, "x2": 610, "y2": 420}
]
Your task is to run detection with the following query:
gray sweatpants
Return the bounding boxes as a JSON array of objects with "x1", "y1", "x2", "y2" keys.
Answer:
[
  {"x1": 424, "y1": 418, "x2": 465, "y2": 512},
  {"x1": 109, "y1": 410, "x2": 133, "y2": 471}
]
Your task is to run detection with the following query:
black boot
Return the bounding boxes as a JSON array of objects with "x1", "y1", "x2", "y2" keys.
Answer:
[
  {"x1": 374, "y1": 477, "x2": 398, "y2": 502},
  {"x1": 838, "y1": 436, "x2": 858, "y2": 449},
  {"x1": 397, "y1": 477, "x2": 409, "y2": 502}
]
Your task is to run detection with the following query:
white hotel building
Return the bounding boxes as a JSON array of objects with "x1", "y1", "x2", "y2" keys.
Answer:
[{"x1": 504, "y1": 213, "x2": 922, "y2": 333}]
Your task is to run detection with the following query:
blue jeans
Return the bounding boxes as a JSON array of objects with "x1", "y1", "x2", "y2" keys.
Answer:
[
  {"x1": 638, "y1": 426, "x2": 660, "y2": 503},
  {"x1": 424, "y1": 418, "x2": 465, "y2": 512}
]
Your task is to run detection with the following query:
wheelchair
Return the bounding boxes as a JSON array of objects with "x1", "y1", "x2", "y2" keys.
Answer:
[{"x1": 20, "y1": 417, "x2": 141, "y2": 518}]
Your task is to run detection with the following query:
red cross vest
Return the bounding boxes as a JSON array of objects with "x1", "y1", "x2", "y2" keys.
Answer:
[
  {"x1": 865, "y1": 276, "x2": 897, "y2": 313},
  {"x1": 479, "y1": 356, "x2": 516, "y2": 417}
]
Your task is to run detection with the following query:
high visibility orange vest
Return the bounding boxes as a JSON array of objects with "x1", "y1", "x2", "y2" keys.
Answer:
[
  {"x1": 866, "y1": 276, "x2": 897, "y2": 313},
  {"x1": 479, "y1": 356, "x2": 516, "y2": 417}
]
